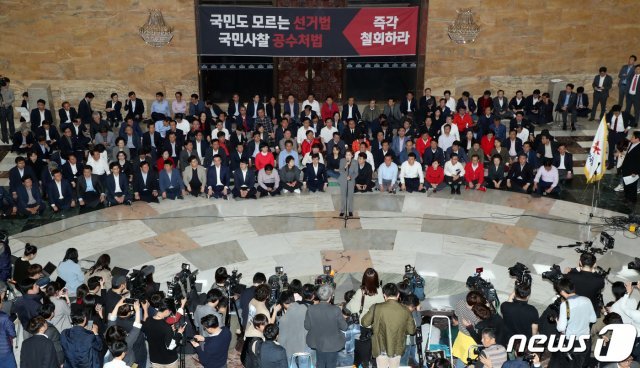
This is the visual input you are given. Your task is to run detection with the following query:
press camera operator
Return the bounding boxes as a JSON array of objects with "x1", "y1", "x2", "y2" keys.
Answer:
[
  {"x1": 104, "y1": 275, "x2": 128, "y2": 315},
  {"x1": 141, "y1": 292, "x2": 187, "y2": 368},
  {"x1": 194, "y1": 288, "x2": 226, "y2": 335},
  {"x1": 564, "y1": 253, "x2": 605, "y2": 317},
  {"x1": 550, "y1": 278, "x2": 596, "y2": 368},
  {"x1": 500, "y1": 283, "x2": 539, "y2": 340},
  {"x1": 475, "y1": 328, "x2": 508, "y2": 368}
]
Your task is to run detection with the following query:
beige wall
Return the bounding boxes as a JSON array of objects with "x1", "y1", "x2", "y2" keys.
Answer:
[
  {"x1": 0, "y1": 0, "x2": 198, "y2": 110},
  {"x1": 424, "y1": 0, "x2": 640, "y2": 98}
]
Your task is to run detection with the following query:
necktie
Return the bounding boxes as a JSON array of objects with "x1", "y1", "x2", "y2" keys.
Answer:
[
  {"x1": 631, "y1": 75, "x2": 639, "y2": 94},
  {"x1": 613, "y1": 116, "x2": 618, "y2": 132}
]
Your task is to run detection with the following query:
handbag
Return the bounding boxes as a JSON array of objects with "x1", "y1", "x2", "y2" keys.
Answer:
[{"x1": 358, "y1": 292, "x2": 375, "y2": 342}]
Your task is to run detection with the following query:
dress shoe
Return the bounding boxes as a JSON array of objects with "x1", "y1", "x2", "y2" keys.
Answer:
[
  {"x1": 456, "y1": 187, "x2": 461, "y2": 194},
  {"x1": 571, "y1": 127, "x2": 577, "y2": 131},
  {"x1": 348, "y1": 212, "x2": 353, "y2": 217},
  {"x1": 451, "y1": 187, "x2": 455, "y2": 194},
  {"x1": 588, "y1": 118, "x2": 594, "y2": 121},
  {"x1": 339, "y1": 212, "x2": 344, "y2": 217}
]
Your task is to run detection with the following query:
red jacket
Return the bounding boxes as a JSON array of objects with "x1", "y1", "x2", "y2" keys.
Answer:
[
  {"x1": 415, "y1": 136, "x2": 432, "y2": 157},
  {"x1": 464, "y1": 162, "x2": 484, "y2": 185},
  {"x1": 425, "y1": 166, "x2": 444, "y2": 185},
  {"x1": 254, "y1": 151, "x2": 275, "y2": 171},
  {"x1": 301, "y1": 138, "x2": 321, "y2": 157},
  {"x1": 480, "y1": 136, "x2": 495, "y2": 157},
  {"x1": 321, "y1": 102, "x2": 339, "y2": 121},
  {"x1": 453, "y1": 113, "x2": 473, "y2": 133}
]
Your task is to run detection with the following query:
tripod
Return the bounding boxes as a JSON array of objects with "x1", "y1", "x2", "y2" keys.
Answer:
[{"x1": 225, "y1": 284, "x2": 245, "y2": 336}]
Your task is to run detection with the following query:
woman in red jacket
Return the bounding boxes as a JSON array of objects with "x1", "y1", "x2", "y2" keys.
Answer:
[
  {"x1": 480, "y1": 131, "x2": 495, "y2": 157},
  {"x1": 425, "y1": 160, "x2": 445, "y2": 192},
  {"x1": 464, "y1": 154, "x2": 486, "y2": 191},
  {"x1": 156, "y1": 150, "x2": 175, "y2": 172},
  {"x1": 254, "y1": 143, "x2": 275, "y2": 171}
]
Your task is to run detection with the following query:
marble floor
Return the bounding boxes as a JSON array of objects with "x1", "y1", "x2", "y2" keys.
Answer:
[{"x1": 5, "y1": 185, "x2": 638, "y2": 312}]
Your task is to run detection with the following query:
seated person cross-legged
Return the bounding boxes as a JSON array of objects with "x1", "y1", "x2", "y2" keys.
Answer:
[
  {"x1": 354, "y1": 153, "x2": 374, "y2": 193},
  {"x1": 206, "y1": 154, "x2": 231, "y2": 200},
  {"x1": 506, "y1": 153, "x2": 534, "y2": 193},
  {"x1": 105, "y1": 162, "x2": 132, "y2": 206},
  {"x1": 233, "y1": 158, "x2": 257, "y2": 199},
  {"x1": 377, "y1": 154, "x2": 398, "y2": 193},
  {"x1": 485, "y1": 154, "x2": 506, "y2": 190},
  {"x1": 279, "y1": 156, "x2": 302, "y2": 194},
  {"x1": 183, "y1": 156, "x2": 207, "y2": 197},
  {"x1": 159, "y1": 160, "x2": 185, "y2": 200},
  {"x1": 464, "y1": 154, "x2": 486, "y2": 192},
  {"x1": 533, "y1": 159, "x2": 560, "y2": 196},
  {"x1": 444, "y1": 153, "x2": 465, "y2": 195},
  {"x1": 257, "y1": 164, "x2": 281, "y2": 197},
  {"x1": 399, "y1": 152, "x2": 425, "y2": 193},
  {"x1": 77, "y1": 165, "x2": 106, "y2": 208},
  {"x1": 303, "y1": 153, "x2": 328, "y2": 193},
  {"x1": 133, "y1": 161, "x2": 160, "y2": 203},
  {"x1": 553, "y1": 143, "x2": 574, "y2": 184},
  {"x1": 425, "y1": 160, "x2": 445, "y2": 192}
]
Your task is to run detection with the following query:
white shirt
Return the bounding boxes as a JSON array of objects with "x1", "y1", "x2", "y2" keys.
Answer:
[
  {"x1": 444, "y1": 160, "x2": 465, "y2": 177},
  {"x1": 446, "y1": 97, "x2": 457, "y2": 112},
  {"x1": 302, "y1": 152, "x2": 325, "y2": 166},
  {"x1": 558, "y1": 154, "x2": 566, "y2": 170},
  {"x1": 113, "y1": 174, "x2": 122, "y2": 192},
  {"x1": 104, "y1": 359, "x2": 131, "y2": 368},
  {"x1": 302, "y1": 100, "x2": 321, "y2": 116},
  {"x1": 196, "y1": 142, "x2": 204, "y2": 161},
  {"x1": 400, "y1": 161, "x2": 424, "y2": 184},
  {"x1": 297, "y1": 126, "x2": 314, "y2": 145},
  {"x1": 170, "y1": 142, "x2": 177, "y2": 157},
  {"x1": 39, "y1": 110, "x2": 45, "y2": 124},
  {"x1": 44, "y1": 129, "x2": 51, "y2": 141},
  {"x1": 544, "y1": 143, "x2": 553, "y2": 158},
  {"x1": 598, "y1": 75, "x2": 605, "y2": 88},
  {"x1": 130, "y1": 100, "x2": 137, "y2": 111},
  {"x1": 215, "y1": 165, "x2": 223, "y2": 186},
  {"x1": 176, "y1": 119, "x2": 190, "y2": 133},
  {"x1": 212, "y1": 128, "x2": 229, "y2": 139},
  {"x1": 508, "y1": 139, "x2": 517, "y2": 156},
  {"x1": 406, "y1": 99, "x2": 412, "y2": 112},
  {"x1": 320, "y1": 126, "x2": 338, "y2": 143},
  {"x1": 517, "y1": 127, "x2": 529, "y2": 142},
  {"x1": 609, "y1": 114, "x2": 625, "y2": 132},
  {"x1": 87, "y1": 156, "x2": 109, "y2": 175},
  {"x1": 438, "y1": 133, "x2": 456, "y2": 152},
  {"x1": 347, "y1": 105, "x2": 353, "y2": 118},
  {"x1": 630, "y1": 74, "x2": 640, "y2": 95},
  {"x1": 63, "y1": 109, "x2": 71, "y2": 123},
  {"x1": 55, "y1": 181, "x2": 63, "y2": 199},
  {"x1": 70, "y1": 163, "x2": 78, "y2": 175}
]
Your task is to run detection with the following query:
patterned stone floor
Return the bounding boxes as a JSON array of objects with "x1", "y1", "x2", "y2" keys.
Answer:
[{"x1": 6, "y1": 185, "x2": 638, "y2": 313}]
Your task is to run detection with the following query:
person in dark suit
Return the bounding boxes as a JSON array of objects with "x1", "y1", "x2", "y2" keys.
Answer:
[
  {"x1": 506, "y1": 154, "x2": 534, "y2": 193},
  {"x1": 422, "y1": 140, "x2": 445, "y2": 167},
  {"x1": 625, "y1": 64, "x2": 640, "y2": 126},
  {"x1": 419, "y1": 88, "x2": 437, "y2": 116},
  {"x1": 590, "y1": 67, "x2": 613, "y2": 121},
  {"x1": 606, "y1": 105, "x2": 632, "y2": 167},
  {"x1": 124, "y1": 91, "x2": 144, "y2": 122},
  {"x1": 77, "y1": 92, "x2": 94, "y2": 125},
  {"x1": 246, "y1": 94, "x2": 265, "y2": 122},
  {"x1": 303, "y1": 154, "x2": 328, "y2": 192},
  {"x1": 9, "y1": 156, "x2": 36, "y2": 197},
  {"x1": 20, "y1": 316, "x2": 60, "y2": 368},
  {"x1": 373, "y1": 140, "x2": 396, "y2": 169},
  {"x1": 76, "y1": 165, "x2": 105, "y2": 208},
  {"x1": 16, "y1": 176, "x2": 44, "y2": 216},
  {"x1": 206, "y1": 155, "x2": 231, "y2": 199},
  {"x1": 158, "y1": 160, "x2": 185, "y2": 200},
  {"x1": 457, "y1": 91, "x2": 477, "y2": 116},
  {"x1": 189, "y1": 93, "x2": 207, "y2": 119},
  {"x1": 523, "y1": 90, "x2": 542, "y2": 124},
  {"x1": 283, "y1": 94, "x2": 300, "y2": 124},
  {"x1": 553, "y1": 144, "x2": 574, "y2": 182},
  {"x1": 57, "y1": 126, "x2": 78, "y2": 161},
  {"x1": 105, "y1": 162, "x2": 132, "y2": 206},
  {"x1": 575, "y1": 86, "x2": 590, "y2": 118},
  {"x1": 30, "y1": 99, "x2": 54, "y2": 131},
  {"x1": 205, "y1": 99, "x2": 224, "y2": 121},
  {"x1": 493, "y1": 90, "x2": 513, "y2": 119},
  {"x1": 620, "y1": 131, "x2": 640, "y2": 203},
  {"x1": 618, "y1": 55, "x2": 637, "y2": 106},
  {"x1": 60, "y1": 154, "x2": 83, "y2": 188},
  {"x1": 230, "y1": 143, "x2": 250, "y2": 173},
  {"x1": 341, "y1": 119, "x2": 361, "y2": 147},
  {"x1": 142, "y1": 122, "x2": 163, "y2": 158},
  {"x1": 133, "y1": 161, "x2": 159, "y2": 203},
  {"x1": 105, "y1": 92, "x2": 123, "y2": 127},
  {"x1": 58, "y1": 101, "x2": 78, "y2": 126},
  {"x1": 399, "y1": 91, "x2": 418, "y2": 117},
  {"x1": 10, "y1": 128, "x2": 34, "y2": 153},
  {"x1": 47, "y1": 169, "x2": 75, "y2": 213},
  {"x1": 232, "y1": 159, "x2": 257, "y2": 199},
  {"x1": 35, "y1": 120, "x2": 60, "y2": 148},
  {"x1": 535, "y1": 133, "x2": 559, "y2": 164},
  {"x1": 555, "y1": 84, "x2": 578, "y2": 131},
  {"x1": 265, "y1": 96, "x2": 282, "y2": 121},
  {"x1": 227, "y1": 93, "x2": 242, "y2": 119},
  {"x1": 341, "y1": 97, "x2": 361, "y2": 124},
  {"x1": 162, "y1": 132, "x2": 182, "y2": 161}
]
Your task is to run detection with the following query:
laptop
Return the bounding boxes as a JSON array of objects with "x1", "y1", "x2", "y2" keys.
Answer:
[{"x1": 42, "y1": 262, "x2": 57, "y2": 277}]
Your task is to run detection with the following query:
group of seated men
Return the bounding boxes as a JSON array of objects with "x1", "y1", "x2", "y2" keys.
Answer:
[{"x1": 0, "y1": 86, "x2": 634, "y2": 217}]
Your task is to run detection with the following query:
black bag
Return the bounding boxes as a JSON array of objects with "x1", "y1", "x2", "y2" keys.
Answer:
[{"x1": 354, "y1": 292, "x2": 375, "y2": 368}]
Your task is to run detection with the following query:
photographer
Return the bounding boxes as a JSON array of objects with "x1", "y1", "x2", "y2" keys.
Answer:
[
  {"x1": 141, "y1": 293, "x2": 186, "y2": 368},
  {"x1": 60, "y1": 304, "x2": 104, "y2": 367},
  {"x1": 503, "y1": 351, "x2": 542, "y2": 368},
  {"x1": 246, "y1": 284, "x2": 279, "y2": 335},
  {"x1": 550, "y1": 278, "x2": 596, "y2": 368},
  {"x1": 45, "y1": 281, "x2": 72, "y2": 332},
  {"x1": 104, "y1": 275, "x2": 128, "y2": 316},
  {"x1": 464, "y1": 304, "x2": 508, "y2": 347},
  {"x1": 500, "y1": 283, "x2": 539, "y2": 340},
  {"x1": 476, "y1": 328, "x2": 507, "y2": 368},
  {"x1": 564, "y1": 253, "x2": 605, "y2": 317},
  {"x1": 110, "y1": 297, "x2": 149, "y2": 368},
  {"x1": 345, "y1": 268, "x2": 384, "y2": 368},
  {"x1": 191, "y1": 314, "x2": 232, "y2": 368},
  {"x1": 194, "y1": 288, "x2": 225, "y2": 335},
  {"x1": 278, "y1": 290, "x2": 309, "y2": 361},
  {"x1": 239, "y1": 272, "x2": 267, "y2": 327},
  {"x1": 104, "y1": 298, "x2": 142, "y2": 367}
]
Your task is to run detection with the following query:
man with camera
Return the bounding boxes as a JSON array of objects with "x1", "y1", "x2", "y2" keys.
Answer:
[
  {"x1": 551, "y1": 278, "x2": 596, "y2": 368},
  {"x1": 142, "y1": 293, "x2": 186, "y2": 368},
  {"x1": 0, "y1": 76, "x2": 15, "y2": 144},
  {"x1": 564, "y1": 253, "x2": 606, "y2": 317},
  {"x1": 475, "y1": 328, "x2": 508, "y2": 368},
  {"x1": 500, "y1": 283, "x2": 539, "y2": 340}
]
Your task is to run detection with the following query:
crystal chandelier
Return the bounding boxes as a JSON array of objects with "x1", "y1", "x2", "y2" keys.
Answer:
[
  {"x1": 139, "y1": 9, "x2": 174, "y2": 47},
  {"x1": 447, "y1": 8, "x2": 480, "y2": 44}
]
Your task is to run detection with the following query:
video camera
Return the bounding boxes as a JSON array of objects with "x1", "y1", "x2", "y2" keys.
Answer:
[
  {"x1": 557, "y1": 232, "x2": 614, "y2": 255},
  {"x1": 268, "y1": 266, "x2": 289, "y2": 307},
  {"x1": 315, "y1": 265, "x2": 335, "y2": 288},
  {"x1": 628, "y1": 258, "x2": 640, "y2": 271},
  {"x1": 508, "y1": 262, "x2": 532, "y2": 287},
  {"x1": 127, "y1": 266, "x2": 155, "y2": 301},
  {"x1": 166, "y1": 263, "x2": 199, "y2": 310},
  {"x1": 541, "y1": 264, "x2": 564, "y2": 284},
  {"x1": 403, "y1": 265, "x2": 426, "y2": 300},
  {"x1": 226, "y1": 269, "x2": 243, "y2": 295},
  {"x1": 466, "y1": 268, "x2": 499, "y2": 305},
  {"x1": 466, "y1": 345, "x2": 486, "y2": 365}
]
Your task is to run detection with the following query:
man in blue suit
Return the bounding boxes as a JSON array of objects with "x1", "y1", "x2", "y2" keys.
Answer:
[
  {"x1": 283, "y1": 94, "x2": 300, "y2": 125},
  {"x1": 159, "y1": 160, "x2": 185, "y2": 200},
  {"x1": 555, "y1": 83, "x2": 578, "y2": 131},
  {"x1": 132, "y1": 161, "x2": 159, "y2": 203},
  {"x1": 303, "y1": 153, "x2": 328, "y2": 192},
  {"x1": 105, "y1": 162, "x2": 132, "y2": 206},
  {"x1": 206, "y1": 154, "x2": 230, "y2": 199},
  {"x1": 9, "y1": 156, "x2": 36, "y2": 198},
  {"x1": 391, "y1": 127, "x2": 410, "y2": 158},
  {"x1": 232, "y1": 158, "x2": 257, "y2": 199},
  {"x1": 47, "y1": 169, "x2": 75, "y2": 213},
  {"x1": 16, "y1": 176, "x2": 44, "y2": 216}
]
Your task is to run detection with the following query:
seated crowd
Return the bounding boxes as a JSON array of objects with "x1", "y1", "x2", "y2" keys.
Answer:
[
  {"x1": 1, "y1": 241, "x2": 638, "y2": 368},
  {"x1": 3, "y1": 85, "x2": 638, "y2": 217}
]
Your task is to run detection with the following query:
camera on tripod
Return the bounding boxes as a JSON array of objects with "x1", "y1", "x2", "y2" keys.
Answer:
[
  {"x1": 508, "y1": 262, "x2": 532, "y2": 287},
  {"x1": 226, "y1": 269, "x2": 243, "y2": 295},
  {"x1": 166, "y1": 263, "x2": 200, "y2": 310},
  {"x1": 403, "y1": 264, "x2": 426, "y2": 300},
  {"x1": 268, "y1": 266, "x2": 289, "y2": 307},
  {"x1": 127, "y1": 266, "x2": 155, "y2": 302},
  {"x1": 315, "y1": 265, "x2": 335, "y2": 287},
  {"x1": 466, "y1": 268, "x2": 499, "y2": 305},
  {"x1": 557, "y1": 231, "x2": 614, "y2": 255}
]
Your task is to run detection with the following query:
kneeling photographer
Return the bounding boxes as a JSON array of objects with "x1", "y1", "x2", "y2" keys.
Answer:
[
  {"x1": 549, "y1": 278, "x2": 596, "y2": 368},
  {"x1": 474, "y1": 328, "x2": 507, "y2": 368},
  {"x1": 564, "y1": 253, "x2": 606, "y2": 317}
]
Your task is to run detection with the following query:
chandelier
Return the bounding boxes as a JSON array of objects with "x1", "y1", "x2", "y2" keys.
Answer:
[
  {"x1": 447, "y1": 8, "x2": 480, "y2": 44},
  {"x1": 139, "y1": 9, "x2": 174, "y2": 47}
]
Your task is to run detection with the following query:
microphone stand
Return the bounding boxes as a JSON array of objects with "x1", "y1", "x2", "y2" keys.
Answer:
[{"x1": 336, "y1": 160, "x2": 360, "y2": 229}]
